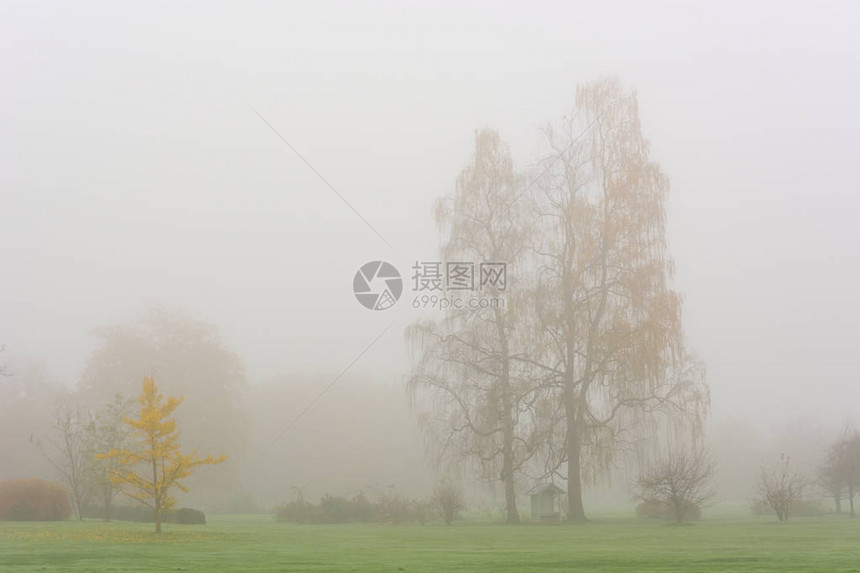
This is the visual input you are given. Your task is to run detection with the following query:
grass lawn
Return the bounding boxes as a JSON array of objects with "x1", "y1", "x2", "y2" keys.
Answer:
[{"x1": 1, "y1": 513, "x2": 859, "y2": 572}]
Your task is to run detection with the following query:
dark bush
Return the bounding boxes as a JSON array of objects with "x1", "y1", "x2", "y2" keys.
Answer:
[
  {"x1": 275, "y1": 500, "x2": 319, "y2": 524},
  {"x1": 750, "y1": 498, "x2": 823, "y2": 517},
  {"x1": 82, "y1": 504, "x2": 206, "y2": 524},
  {"x1": 432, "y1": 479, "x2": 465, "y2": 525},
  {"x1": 376, "y1": 491, "x2": 412, "y2": 524},
  {"x1": 349, "y1": 492, "x2": 379, "y2": 523},
  {"x1": 275, "y1": 491, "x2": 429, "y2": 525},
  {"x1": 636, "y1": 500, "x2": 665, "y2": 519},
  {"x1": 174, "y1": 507, "x2": 206, "y2": 524},
  {"x1": 750, "y1": 498, "x2": 770, "y2": 516},
  {"x1": 0, "y1": 479, "x2": 71, "y2": 521},
  {"x1": 408, "y1": 499, "x2": 431, "y2": 525},
  {"x1": 318, "y1": 494, "x2": 354, "y2": 523},
  {"x1": 635, "y1": 500, "x2": 701, "y2": 521}
]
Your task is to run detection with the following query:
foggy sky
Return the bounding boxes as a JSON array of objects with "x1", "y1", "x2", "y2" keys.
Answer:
[{"x1": 2, "y1": 0, "x2": 859, "y2": 436}]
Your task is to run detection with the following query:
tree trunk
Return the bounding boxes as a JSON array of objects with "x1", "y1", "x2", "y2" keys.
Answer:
[
  {"x1": 496, "y1": 311, "x2": 519, "y2": 525},
  {"x1": 70, "y1": 484, "x2": 83, "y2": 521},
  {"x1": 562, "y1": 273, "x2": 586, "y2": 523},
  {"x1": 849, "y1": 484, "x2": 855, "y2": 517},
  {"x1": 155, "y1": 500, "x2": 162, "y2": 534},
  {"x1": 566, "y1": 418, "x2": 586, "y2": 521},
  {"x1": 104, "y1": 490, "x2": 112, "y2": 522},
  {"x1": 501, "y1": 426, "x2": 519, "y2": 524},
  {"x1": 671, "y1": 497, "x2": 683, "y2": 523},
  {"x1": 153, "y1": 459, "x2": 161, "y2": 533},
  {"x1": 502, "y1": 459, "x2": 518, "y2": 524}
]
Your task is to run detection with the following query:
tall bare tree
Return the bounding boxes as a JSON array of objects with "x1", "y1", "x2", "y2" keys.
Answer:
[
  {"x1": 528, "y1": 78, "x2": 709, "y2": 520},
  {"x1": 85, "y1": 394, "x2": 135, "y2": 521},
  {"x1": 820, "y1": 428, "x2": 860, "y2": 516},
  {"x1": 32, "y1": 406, "x2": 93, "y2": 520},
  {"x1": 839, "y1": 432, "x2": 860, "y2": 516},
  {"x1": 408, "y1": 129, "x2": 538, "y2": 524}
]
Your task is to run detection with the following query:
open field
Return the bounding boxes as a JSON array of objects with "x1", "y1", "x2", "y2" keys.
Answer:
[{"x1": 1, "y1": 513, "x2": 859, "y2": 572}]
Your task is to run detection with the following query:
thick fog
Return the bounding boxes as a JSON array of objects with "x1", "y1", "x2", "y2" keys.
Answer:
[{"x1": 1, "y1": 1, "x2": 858, "y2": 507}]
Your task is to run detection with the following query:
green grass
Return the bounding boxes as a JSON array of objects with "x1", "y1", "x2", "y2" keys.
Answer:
[{"x1": 1, "y1": 513, "x2": 860, "y2": 572}]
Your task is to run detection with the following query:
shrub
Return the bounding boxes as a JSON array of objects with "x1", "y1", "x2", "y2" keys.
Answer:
[
  {"x1": 174, "y1": 507, "x2": 206, "y2": 524},
  {"x1": 81, "y1": 504, "x2": 206, "y2": 524},
  {"x1": 635, "y1": 500, "x2": 664, "y2": 519},
  {"x1": 635, "y1": 500, "x2": 701, "y2": 521},
  {"x1": 275, "y1": 500, "x2": 319, "y2": 524},
  {"x1": 408, "y1": 499, "x2": 431, "y2": 525},
  {"x1": 349, "y1": 492, "x2": 379, "y2": 523},
  {"x1": 318, "y1": 494, "x2": 354, "y2": 523},
  {"x1": 376, "y1": 490, "x2": 412, "y2": 524},
  {"x1": 0, "y1": 479, "x2": 71, "y2": 521},
  {"x1": 750, "y1": 498, "x2": 823, "y2": 518},
  {"x1": 274, "y1": 490, "x2": 429, "y2": 525},
  {"x1": 750, "y1": 498, "x2": 770, "y2": 516},
  {"x1": 635, "y1": 449, "x2": 714, "y2": 523},
  {"x1": 432, "y1": 478, "x2": 465, "y2": 525}
]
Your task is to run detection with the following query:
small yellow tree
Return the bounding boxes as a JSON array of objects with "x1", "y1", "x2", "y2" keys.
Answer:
[{"x1": 96, "y1": 376, "x2": 226, "y2": 533}]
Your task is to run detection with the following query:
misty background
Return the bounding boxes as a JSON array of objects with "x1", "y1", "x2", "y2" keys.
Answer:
[{"x1": 1, "y1": 1, "x2": 858, "y2": 508}]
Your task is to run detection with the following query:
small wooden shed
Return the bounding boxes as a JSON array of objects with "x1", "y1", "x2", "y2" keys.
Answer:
[{"x1": 526, "y1": 482, "x2": 565, "y2": 522}]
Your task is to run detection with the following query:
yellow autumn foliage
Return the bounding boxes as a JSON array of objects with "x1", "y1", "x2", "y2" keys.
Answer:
[{"x1": 96, "y1": 376, "x2": 225, "y2": 533}]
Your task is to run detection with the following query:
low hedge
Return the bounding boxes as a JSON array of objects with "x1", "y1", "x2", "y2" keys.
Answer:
[
  {"x1": 0, "y1": 479, "x2": 71, "y2": 521},
  {"x1": 82, "y1": 504, "x2": 206, "y2": 524}
]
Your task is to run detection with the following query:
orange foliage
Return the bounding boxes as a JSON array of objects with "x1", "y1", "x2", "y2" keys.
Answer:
[{"x1": 0, "y1": 479, "x2": 71, "y2": 521}]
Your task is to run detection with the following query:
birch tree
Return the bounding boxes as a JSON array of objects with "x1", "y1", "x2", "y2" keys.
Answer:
[
  {"x1": 407, "y1": 129, "x2": 539, "y2": 524},
  {"x1": 529, "y1": 78, "x2": 709, "y2": 520}
]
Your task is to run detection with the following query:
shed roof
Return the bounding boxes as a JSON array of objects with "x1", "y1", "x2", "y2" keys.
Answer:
[{"x1": 525, "y1": 482, "x2": 565, "y2": 496}]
